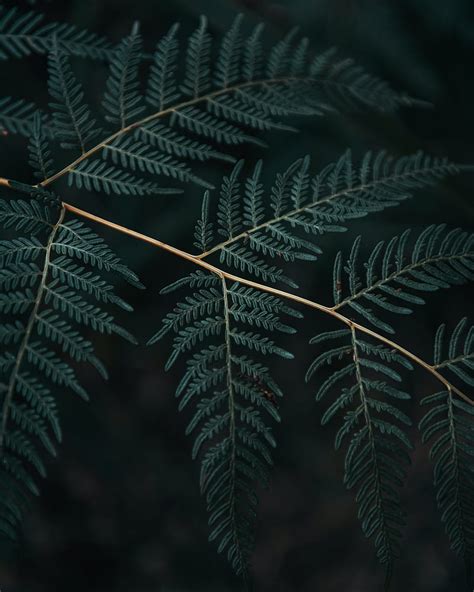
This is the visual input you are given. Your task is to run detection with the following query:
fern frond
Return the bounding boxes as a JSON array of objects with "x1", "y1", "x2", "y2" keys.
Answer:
[
  {"x1": 4, "y1": 14, "x2": 420, "y2": 195},
  {"x1": 420, "y1": 390, "x2": 474, "y2": 579},
  {"x1": 0, "y1": 96, "x2": 53, "y2": 138},
  {"x1": 0, "y1": 200, "x2": 138, "y2": 540},
  {"x1": 102, "y1": 22, "x2": 144, "y2": 129},
  {"x1": 48, "y1": 36, "x2": 100, "y2": 152},
  {"x1": 102, "y1": 136, "x2": 212, "y2": 189},
  {"x1": 0, "y1": 198, "x2": 51, "y2": 234},
  {"x1": 181, "y1": 16, "x2": 212, "y2": 98},
  {"x1": 333, "y1": 225, "x2": 474, "y2": 333},
  {"x1": 197, "y1": 153, "x2": 459, "y2": 292},
  {"x1": 67, "y1": 160, "x2": 181, "y2": 197},
  {"x1": 146, "y1": 23, "x2": 180, "y2": 110},
  {"x1": 194, "y1": 191, "x2": 214, "y2": 253},
  {"x1": 306, "y1": 326, "x2": 413, "y2": 585},
  {"x1": 0, "y1": 6, "x2": 112, "y2": 60},
  {"x1": 150, "y1": 273, "x2": 299, "y2": 579},
  {"x1": 421, "y1": 320, "x2": 474, "y2": 580},
  {"x1": 27, "y1": 112, "x2": 54, "y2": 181}
]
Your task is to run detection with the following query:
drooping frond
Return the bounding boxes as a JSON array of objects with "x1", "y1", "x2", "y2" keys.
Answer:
[
  {"x1": 48, "y1": 36, "x2": 100, "y2": 152},
  {"x1": 333, "y1": 225, "x2": 474, "y2": 333},
  {"x1": 149, "y1": 273, "x2": 300, "y2": 579},
  {"x1": 420, "y1": 319, "x2": 474, "y2": 581},
  {"x1": 102, "y1": 22, "x2": 145, "y2": 129},
  {"x1": 306, "y1": 326, "x2": 413, "y2": 586},
  {"x1": 0, "y1": 199, "x2": 140, "y2": 541},
  {"x1": 195, "y1": 153, "x2": 460, "y2": 290},
  {"x1": 0, "y1": 6, "x2": 112, "y2": 61}
]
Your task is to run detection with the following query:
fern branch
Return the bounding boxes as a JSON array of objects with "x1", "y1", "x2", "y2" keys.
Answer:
[
  {"x1": 350, "y1": 326, "x2": 398, "y2": 587},
  {"x1": 50, "y1": 200, "x2": 473, "y2": 407},
  {"x1": 195, "y1": 154, "x2": 458, "y2": 259},
  {"x1": 0, "y1": 208, "x2": 64, "y2": 455}
]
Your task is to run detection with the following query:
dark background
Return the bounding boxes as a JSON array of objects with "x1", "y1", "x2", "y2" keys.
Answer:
[{"x1": 0, "y1": 0, "x2": 474, "y2": 591}]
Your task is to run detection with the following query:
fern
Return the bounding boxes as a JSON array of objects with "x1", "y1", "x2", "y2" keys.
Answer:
[
  {"x1": 102, "y1": 22, "x2": 145, "y2": 129},
  {"x1": 0, "y1": 8, "x2": 473, "y2": 591},
  {"x1": 306, "y1": 326, "x2": 413, "y2": 586},
  {"x1": 0, "y1": 199, "x2": 139, "y2": 540},
  {"x1": 0, "y1": 5, "x2": 112, "y2": 60},
  {"x1": 3, "y1": 13, "x2": 419, "y2": 199},
  {"x1": 332, "y1": 225, "x2": 474, "y2": 333},
  {"x1": 150, "y1": 274, "x2": 299, "y2": 577},
  {"x1": 420, "y1": 319, "x2": 474, "y2": 581},
  {"x1": 48, "y1": 36, "x2": 100, "y2": 153},
  {"x1": 193, "y1": 153, "x2": 461, "y2": 288},
  {"x1": 0, "y1": 97, "x2": 53, "y2": 138}
]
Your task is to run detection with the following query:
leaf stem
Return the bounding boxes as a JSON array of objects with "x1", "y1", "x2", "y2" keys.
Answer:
[{"x1": 61, "y1": 201, "x2": 473, "y2": 406}]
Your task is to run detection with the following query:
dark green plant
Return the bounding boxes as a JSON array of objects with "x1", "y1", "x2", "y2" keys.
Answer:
[{"x1": 0, "y1": 5, "x2": 473, "y2": 590}]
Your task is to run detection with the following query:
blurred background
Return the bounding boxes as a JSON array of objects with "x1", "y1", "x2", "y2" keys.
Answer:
[{"x1": 0, "y1": 0, "x2": 474, "y2": 590}]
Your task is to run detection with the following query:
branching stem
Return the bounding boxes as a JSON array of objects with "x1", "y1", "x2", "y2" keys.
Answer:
[
  {"x1": 56, "y1": 201, "x2": 473, "y2": 406},
  {"x1": 35, "y1": 76, "x2": 317, "y2": 189}
]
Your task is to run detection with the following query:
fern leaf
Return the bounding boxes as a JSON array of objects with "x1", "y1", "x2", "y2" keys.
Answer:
[
  {"x1": 215, "y1": 14, "x2": 243, "y2": 89},
  {"x1": 0, "y1": 200, "x2": 138, "y2": 540},
  {"x1": 47, "y1": 36, "x2": 100, "y2": 153},
  {"x1": 103, "y1": 136, "x2": 212, "y2": 189},
  {"x1": 420, "y1": 390, "x2": 474, "y2": 579},
  {"x1": 150, "y1": 273, "x2": 298, "y2": 579},
  {"x1": 0, "y1": 6, "x2": 112, "y2": 61},
  {"x1": 307, "y1": 327, "x2": 412, "y2": 584},
  {"x1": 0, "y1": 96, "x2": 53, "y2": 138},
  {"x1": 181, "y1": 16, "x2": 212, "y2": 98},
  {"x1": 27, "y1": 112, "x2": 54, "y2": 180},
  {"x1": 102, "y1": 22, "x2": 144, "y2": 128},
  {"x1": 194, "y1": 191, "x2": 214, "y2": 253},
  {"x1": 146, "y1": 23, "x2": 180, "y2": 110},
  {"x1": 67, "y1": 159, "x2": 181, "y2": 197},
  {"x1": 334, "y1": 226, "x2": 474, "y2": 333}
]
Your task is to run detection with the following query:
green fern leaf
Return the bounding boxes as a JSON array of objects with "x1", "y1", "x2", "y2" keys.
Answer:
[
  {"x1": 150, "y1": 273, "x2": 299, "y2": 579},
  {"x1": 0, "y1": 6, "x2": 112, "y2": 61},
  {"x1": 102, "y1": 22, "x2": 144, "y2": 128},
  {"x1": 48, "y1": 36, "x2": 100, "y2": 152},
  {"x1": 306, "y1": 327, "x2": 413, "y2": 585},
  {"x1": 0, "y1": 199, "x2": 138, "y2": 541},
  {"x1": 333, "y1": 226, "x2": 474, "y2": 333}
]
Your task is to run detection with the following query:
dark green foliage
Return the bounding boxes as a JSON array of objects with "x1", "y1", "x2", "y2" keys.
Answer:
[
  {"x1": 48, "y1": 36, "x2": 100, "y2": 153},
  {"x1": 193, "y1": 153, "x2": 462, "y2": 290},
  {"x1": 0, "y1": 97, "x2": 53, "y2": 138},
  {"x1": 0, "y1": 5, "x2": 112, "y2": 60},
  {"x1": 420, "y1": 320, "x2": 474, "y2": 579},
  {"x1": 306, "y1": 327, "x2": 413, "y2": 586},
  {"x1": 27, "y1": 112, "x2": 54, "y2": 181},
  {"x1": 0, "y1": 199, "x2": 138, "y2": 541},
  {"x1": 1, "y1": 7, "x2": 474, "y2": 590},
  {"x1": 150, "y1": 274, "x2": 300, "y2": 577},
  {"x1": 102, "y1": 22, "x2": 145, "y2": 129},
  {"x1": 1, "y1": 12, "x2": 418, "y2": 198},
  {"x1": 333, "y1": 225, "x2": 474, "y2": 333}
]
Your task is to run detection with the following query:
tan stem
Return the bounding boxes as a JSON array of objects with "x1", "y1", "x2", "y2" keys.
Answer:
[{"x1": 61, "y1": 201, "x2": 473, "y2": 406}]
